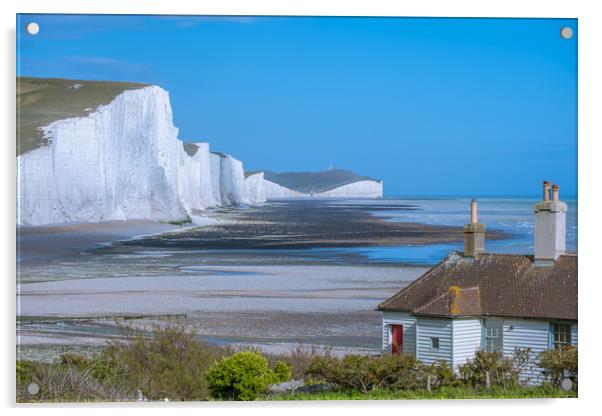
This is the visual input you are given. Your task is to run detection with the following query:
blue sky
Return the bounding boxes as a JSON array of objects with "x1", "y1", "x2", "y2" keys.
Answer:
[{"x1": 17, "y1": 15, "x2": 577, "y2": 197}]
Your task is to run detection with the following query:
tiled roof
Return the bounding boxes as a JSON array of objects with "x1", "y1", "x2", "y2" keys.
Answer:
[{"x1": 378, "y1": 252, "x2": 577, "y2": 321}]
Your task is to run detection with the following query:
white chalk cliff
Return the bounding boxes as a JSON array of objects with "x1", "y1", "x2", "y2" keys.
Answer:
[
  {"x1": 263, "y1": 179, "x2": 304, "y2": 198},
  {"x1": 244, "y1": 172, "x2": 267, "y2": 203},
  {"x1": 263, "y1": 179, "x2": 383, "y2": 199},
  {"x1": 313, "y1": 180, "x2": 383, "y2": 198},
  {"x1": 17, "y1": 86, "x2": 265, "y2": 226}
]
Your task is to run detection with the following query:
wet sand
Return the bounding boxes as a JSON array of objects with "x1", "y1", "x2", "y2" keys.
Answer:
[
  {"x1": 120, "y1": 199, "x2": 507, "y2": 251},
  {"x1": 18, "y1": 265, "x2": 427, "y2": 356},
  {"x1": 17, "y1": 220, "x2": 185, "y2": 261},
  {"x1": 19, "y1": 264, "x2": 424, "y2": 315},
  {"x1": 17, "y1": 199, "x2": 509, "y2": 359}
]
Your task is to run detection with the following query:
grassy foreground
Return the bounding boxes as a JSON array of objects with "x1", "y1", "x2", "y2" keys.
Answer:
[
  {"x1": 270, "y1": 385, "x2": 576, "y2": 400},
  {"x1": 16, "y1": 325, "x2": 577, "y2": 402}
]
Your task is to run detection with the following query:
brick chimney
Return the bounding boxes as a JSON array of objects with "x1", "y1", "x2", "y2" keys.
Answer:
[
  {"x1": 534, "y1": 181, "x2": 567, "y2": 265},
  {"x1": 464, "y1": 199, "x2": 485, "y2": 258}
]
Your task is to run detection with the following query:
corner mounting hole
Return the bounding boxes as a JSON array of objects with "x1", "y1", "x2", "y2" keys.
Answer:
[
  {"x1": 560, "y1": 27, "x2": 573, "y2": 40},
  {"x1": 26, "y1": 22, "x2": 40, "y2": 35}
]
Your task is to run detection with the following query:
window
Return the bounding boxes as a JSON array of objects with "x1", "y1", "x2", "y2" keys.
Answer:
[
  {"x1": 431, "y1": 337, "x2": 440, "y2": 349},
  {"x1": 484, "y1": 319, "x2": 503, "y2": 353},
  {"x1": 553, "y1": 323, "x2": 572, "y2": 350}
]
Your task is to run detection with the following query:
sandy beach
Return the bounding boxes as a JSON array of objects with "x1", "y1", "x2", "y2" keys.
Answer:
[
  {"x1": 17, "y1": 220, "x2": 185, "y2": 261},
  {"x1": 18, "y1": 264, "x2": 427, "y2": 357},
  {"x1": 16, "y1": 199, "x2": 509, "y2": 360}
]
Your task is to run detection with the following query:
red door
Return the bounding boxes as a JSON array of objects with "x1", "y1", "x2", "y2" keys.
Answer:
[{"x1": 391, "y1": 324, "x2": 404, "y2": 355}]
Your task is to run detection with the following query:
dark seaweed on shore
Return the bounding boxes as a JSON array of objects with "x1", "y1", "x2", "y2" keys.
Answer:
[{"x1": 116, "y1": 200, "x2": 509, "y2": 251}]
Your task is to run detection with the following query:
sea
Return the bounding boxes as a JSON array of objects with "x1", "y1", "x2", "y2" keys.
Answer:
[{"x1": 319, "y1": 196, "x2": 578, "y2": 265}]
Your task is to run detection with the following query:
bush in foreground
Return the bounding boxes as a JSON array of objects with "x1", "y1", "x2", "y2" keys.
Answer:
[
  {"x1": 264, "y1": 344, "x2": 333, "y2": 380},
  {"x1": 538, "y1": 347, "x2": 578, "y2": 387},
  {"x1": 306, "y1": 354, "x2": 454, "y2": 393},
  {"x1": 207, "y1": 351, "x2": 291, "y2": 400},
  {"x1": 17, "y1": 359, "x2": 129, "y2": 402},
  {"x1": 17, "y1": 327, "x2": 578, "y2": 402},
  {"x1": 91, "y1": 324, "x2": 222, "y2": 401},
  {"x1": 424, "y1": 360, "x2": 462, "y2": 389},
  {"x1": 458, "y1": 350, "x2": 519, "y2": 388}
]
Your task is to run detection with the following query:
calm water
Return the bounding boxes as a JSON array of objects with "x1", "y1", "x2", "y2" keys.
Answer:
[{"x1": 324, "y1": 197, "x2": 577, "y2": 265}]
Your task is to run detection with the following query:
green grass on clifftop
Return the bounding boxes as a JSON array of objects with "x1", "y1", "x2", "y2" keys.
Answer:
[{"x1": 17, "y1": 77, "x2": 148, "y2": 155}]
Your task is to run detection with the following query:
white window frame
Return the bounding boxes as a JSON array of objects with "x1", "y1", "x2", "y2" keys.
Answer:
[
  {"x1": 483, "y1": 318, "x2": 503, "y2": 353},
  {"x1": 552, "y1": 323, "x2": 572, "y2": 350}
]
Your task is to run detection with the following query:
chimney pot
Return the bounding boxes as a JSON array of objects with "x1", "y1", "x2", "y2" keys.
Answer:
[
  {"x1": 552, "y1": 184, "x2": 559, "y2": 202},
  {"x1": 543, "y1": 181, "x2": 551, "y2": 202},
  {"x1": 464, "y1": 199, "x2": 485, "y2": 257},
  {"x1": 534, "y1": 182, "x2": 567, "y2": 263},
  {"x1": 470, "y1": 199, "x2": 478, "y2": 223}
]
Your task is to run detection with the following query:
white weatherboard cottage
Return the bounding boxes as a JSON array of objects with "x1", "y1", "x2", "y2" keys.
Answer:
[{"x1": 378, "y1": 182, "x2": 577, "y2": 384}]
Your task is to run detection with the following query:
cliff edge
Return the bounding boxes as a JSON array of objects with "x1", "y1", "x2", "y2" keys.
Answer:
[{"x1": 17, "y1": 79, "x2": 265, "y2": 225}]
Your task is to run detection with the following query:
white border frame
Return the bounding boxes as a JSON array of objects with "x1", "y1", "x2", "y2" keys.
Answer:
[{"x1": 2, "y1": 1, "x2": 601, "y2": 415}]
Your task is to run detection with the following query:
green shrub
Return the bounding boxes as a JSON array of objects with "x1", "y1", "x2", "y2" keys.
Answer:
[
  {"x1": 370, "y1": 354, "x2": 426, "y2": 391},
  {"x1": 207, "y1": 351, "x2": 291, "y2": 400},
  {"x1": 273, "y1": 360, "x2": 293, "y2": 382},
  {"x1": 58, "y1": 352, "x2": 91, "y2": 369},
  {"x1": 306, "y1": 353, "x2": 427, "y2": 393},
  {"x1": 425, "y1": 360, "x2": 461, "y2": 388},
  {"x1": 16, "y1": 360, "x2": 40, "y2": 392},
  {"x1": 264, "y1": 344, "x2": 333, "y2": 380},
  {"x1": 92, "y1": 324, "x2": 222, "y2": 401},
  {"x1": 16, "y1": 360, "x2": 128, "y2": 403},
  {"x1": 306, "y1": 355, "x2": 362, "y2": 392},
  {"x1": 538, "y1": 347, "x2": 577, "y2": 387},
  {"x1": 458, "y1": 350, "x2": 518, "y2": 388}
]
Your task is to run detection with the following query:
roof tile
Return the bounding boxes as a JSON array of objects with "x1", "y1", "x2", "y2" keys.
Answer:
[{"x1": 378, "y1": 252, "x2": 577, "y2": 320}]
